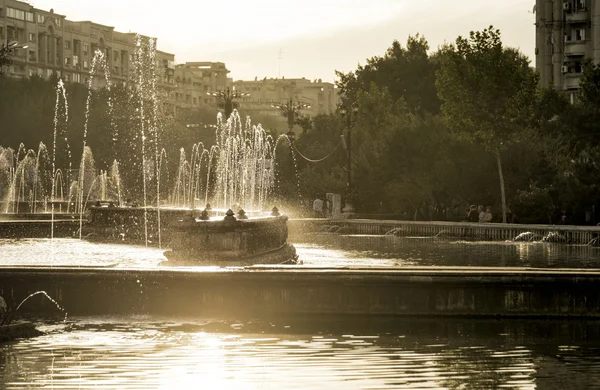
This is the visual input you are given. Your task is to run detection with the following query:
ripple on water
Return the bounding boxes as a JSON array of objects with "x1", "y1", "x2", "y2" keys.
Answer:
[{"x1": 2, "y1": 318, "x2": 600, "y2": 389}]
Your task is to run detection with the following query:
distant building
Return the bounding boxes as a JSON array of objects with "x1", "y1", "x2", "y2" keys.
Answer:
[
  {"x1": 232, "y1": 77, "x2": 339, "y2": 125},
  {"x1": 535, "y1": 0, "x2": 600, "y2": 102},
  {"x1": 173, "y1": 62, "x2": 230, "y2": 115},
  {"x1": 0, "y1": 0, "x2": 175, "y2": 94}
]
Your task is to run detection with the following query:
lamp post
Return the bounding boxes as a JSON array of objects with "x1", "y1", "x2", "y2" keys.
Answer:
[
  {"x1": 0, "y1": 41, "x2": 28, "y2": 75},
  {"x1": 339, "y1": 105, "x2": 359, "y2": 215},
  {"x1": 206, "y1": 87, "x2": 249, "y2": 120},
  {"x1": 271, "y1": 98, "x2": 311, "y2": 143}
]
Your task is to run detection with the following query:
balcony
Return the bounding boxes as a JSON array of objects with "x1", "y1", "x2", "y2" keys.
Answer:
[
  {"x1": 564, "y1": 41, "x2": 587, "y2": 56},
  {"x1": 566, "y1": 10, "x2": 589, "y2": 24},
  {"x1": 563, "y1": 74, "x2": 581, "y2": 90}
]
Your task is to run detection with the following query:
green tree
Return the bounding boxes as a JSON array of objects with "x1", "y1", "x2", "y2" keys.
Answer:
[
  {"x1": 294, "y1": 113, "x2": 345, "y2": 202},
  {"x1": 336, "y1": 34, "x2": 440, "y2": 115},
  {"x1": 436, "y1": 26, "x2": 539, "y2": 222}
]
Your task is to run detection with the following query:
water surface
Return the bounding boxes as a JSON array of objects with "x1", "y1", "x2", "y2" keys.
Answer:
[
  {"x1": 1, "y1": 235, "x2": 600, "y2": 269},
  {"x1": 2, "y1": 317, "x2": 600, "y2": 389}
]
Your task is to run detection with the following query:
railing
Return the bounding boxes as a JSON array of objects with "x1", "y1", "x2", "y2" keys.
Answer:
[
  {"x1": 566, "y1": 11, "x2": 589, "y2": 24},
  {"x1": 564, "y1": 41, "x2": 587, "y2": 56},
  {"x1": 289, "y1": 218, "x2": 600, "y2": 244},
  {"x1": 563, "y1": 75, "x2": 581, "y2": 90}
]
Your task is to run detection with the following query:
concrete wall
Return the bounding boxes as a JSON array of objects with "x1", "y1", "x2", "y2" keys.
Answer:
[{"x1": 2, "y1": 267, "x2": 600, "y2": 318}]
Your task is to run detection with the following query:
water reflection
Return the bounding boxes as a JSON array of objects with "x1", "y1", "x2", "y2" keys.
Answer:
[
  {"x1": 292, "y1": 234, "x2": 600, "y2": 268},
  {"x1": 1, "y1": 236, "x2": 600, "y2": 269},
  {"x1": 1, "y1": 317, "x2": 600, "y2": 389}
]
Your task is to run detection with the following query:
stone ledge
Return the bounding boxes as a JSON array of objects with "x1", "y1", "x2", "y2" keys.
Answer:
[
  {"x1": 1, "y1": 266, "x2": 600, "y2": 318},
  {"x1": 0, "y1": 321, "x2": 42, "y2": 343}
]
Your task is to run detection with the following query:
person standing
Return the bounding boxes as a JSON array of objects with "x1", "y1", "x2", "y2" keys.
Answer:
[
  {"x1": 467, "y1": 205, "x2": 479, "y2": 222},
  {"x1": 313, "y1": 196, "x2": 324, "y2": 218}
]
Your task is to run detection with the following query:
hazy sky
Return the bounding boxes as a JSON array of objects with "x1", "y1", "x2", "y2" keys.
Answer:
[{"x1": 30, "y1": 0, "x2": 535, "y2": 82}]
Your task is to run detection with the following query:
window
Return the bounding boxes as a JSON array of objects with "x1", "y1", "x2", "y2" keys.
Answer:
[
  {"x1": 83, "y1": 60, "x2": 88, "y2": 69},
  {"x1": 64, "y1": 57, "x2": 71, "y2": 66},
  {"x1": 37, "y1": 14, "x2": 44, "y2": 23},
  {"x1": 37, "y1": 68, "x2": 43, "y2": 76},
  {"x1": 73, "y1": 73, "x2": 81, "y2": 83},
  {"x1": 574, "y1": 0, "x2": 586, "y2": 10},
  {"x1": 193, "y1": 98, "x2": 197, "y2": 105},
  {"x1": 73, "y1": 55, "x2": 79, "y2": 66},
  {"x1": 64, "y1": 40, "x2": 71, "y2": 49},
  {"x1": 83, "y1": 44, "x2": 89, "y2": 55},
  {"x1": 46, "y1": 69, "x2": 53, "y2": 78},
  {"x1": 55, "y1": 18, "x2": 61, "y2": 27},
  {"x1": 26, "y1": 12, "x2": 33, "y2": 22},
  {"x1": 114, "y1": 50, "x2": 119, "y2": 61},
  {"x1": 7, "y1": 8, "x2": 25, "y2": 20},
  {"x1": 29, "y1": 50, "x2": 35, "y2": 61},
  {"x1": 573, "y1": 28, "x2": 586, "y2": 41},
  {"x1": 28, "y1": 33, "x2": 35, "y2": 42},
  {"x1": 64, "y1": 74, "x2": 71, "y2": 82}
]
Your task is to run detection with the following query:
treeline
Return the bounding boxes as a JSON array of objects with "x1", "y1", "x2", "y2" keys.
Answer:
[
  {"x1": 0, "y1": 73, "x2": 279, "y2": 202},
  {"x1": 288, "y1": 27, "x2": 600, "y2": 224},
  {"x1": 2, "y1": 27, "x2": 600, "y2": 224}
]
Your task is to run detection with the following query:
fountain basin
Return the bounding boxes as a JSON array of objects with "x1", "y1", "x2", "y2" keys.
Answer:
[
  {"x1": 83, "y1": 206, "x2": 297, "y2": 265},
  {"x1": 163, "y1": 215, "x2": 297, "y2": 265},
  {"x1": 2, "y1": 266, "x2": 600, "y2": 318},
  {"x1": 0, "y1": 321, "x2": 42, "y2": 342},
  {"x1": 82, "y1": 206, "x2": 194, "y2": 244}
]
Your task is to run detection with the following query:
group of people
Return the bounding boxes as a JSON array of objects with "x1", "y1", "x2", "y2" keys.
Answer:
[{"x1": 466, "y1": 205, "x2": 493, "y2": 223}]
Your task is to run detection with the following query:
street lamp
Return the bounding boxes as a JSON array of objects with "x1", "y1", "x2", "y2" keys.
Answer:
[
  {"x1": 0, "y1": 41, "x2": 28, "y2": 72},
  {"x1": 272, "y1": 98, "x2": 311, "y2": 143},
  {"x1": 339, "y1": 104, "x2": 359, "y2": 215},
  {"x1": 206, "y1": 87, "x2": 249, "y2": 120}
]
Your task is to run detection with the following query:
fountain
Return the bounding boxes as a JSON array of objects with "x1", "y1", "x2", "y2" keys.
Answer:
[{"x1": 82, "y1": 109, "x2": 297, "y2": 265}]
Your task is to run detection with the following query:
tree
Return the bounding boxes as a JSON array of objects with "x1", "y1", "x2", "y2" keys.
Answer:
[
  {"x1": 336, "y1": 34, "x2": 440, "y2": 115},
  {"x1": 0, "y1": 44, "x2": 13, "y2": 75},
  {"x1": 579, "y1": 59, "x2": 600, "y2": 106},
  {"x1": 436, "y1": 26, "x2": 539, "y2": 223}
]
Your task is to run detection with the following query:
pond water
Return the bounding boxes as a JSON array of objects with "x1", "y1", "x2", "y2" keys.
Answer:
[
  {"x1": 2, "y1": 235, "x2": 600, "y2": 388},
  {"x1": 2, "y1": 316, "x2": 600, "y2": 389},
  {"x1": 1, "y1": 234, "x2": 600, "y2": 268}
]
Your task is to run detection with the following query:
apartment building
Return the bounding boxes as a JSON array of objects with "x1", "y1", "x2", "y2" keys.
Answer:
[
  {"x1": 232, "y1": 77, "x2": 339, "y2": 122},
  {"x1": 0, "y1": 0, "x2": 175, "y2": 89},
  {"x1": 536, "y1": 0, "x2": 600, "y2": 101},
  {"x1": 173, "y1": 62, "x2": 230, "y2": 114}
]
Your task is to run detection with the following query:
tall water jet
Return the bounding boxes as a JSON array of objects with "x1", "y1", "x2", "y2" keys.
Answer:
[
  {"x1": 51, "y1": 79, "x2": 69, "y2": 238},
  {"x1": 78, "y1": 49, "x2": 113, "y2": 239},
  {"x1": 0, "y1": 147, "x2": 14, "y2": 206},
  {"x1": 4, "y1": 144, "x2": 51, "y2": 214},
  {"x1": 211, "y1": 111, "x2": 275, "y2": 211},
  {"x1": 273, "y1": 133, "x2": 301, "y2": 207},
  {"x1": 126, "y1": 34, "x2": 164, "y2": 246}
]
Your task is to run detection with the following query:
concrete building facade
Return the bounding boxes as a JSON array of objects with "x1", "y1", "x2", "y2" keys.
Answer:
[
  {"x1": 232, "y1": 77, "x2": 339, "y2": 122},
  {"x1": 0, "y1": 0, "x2": 175, "y2": 88},
  {"x1": 173, "y1": 62, "x2": 230, "y2": 114},
  {"x1": 536, "y1": 0, "x2": 600, "y2": 101},
  {"x1": 0, "y1": 0, "x2": 337, "y2": 121}
]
